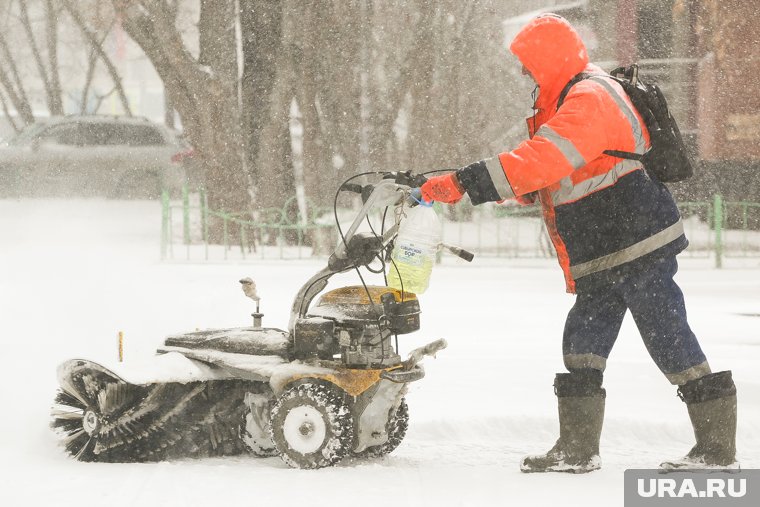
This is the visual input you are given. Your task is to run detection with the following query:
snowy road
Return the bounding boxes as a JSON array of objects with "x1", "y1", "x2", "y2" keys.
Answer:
[{"x1": 1, "y1": 199, "x2": 758, "y2": 507}]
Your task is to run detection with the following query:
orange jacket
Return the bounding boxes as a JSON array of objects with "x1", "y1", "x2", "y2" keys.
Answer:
[
  {"x1": 504, "y1": 15, "x2": 649, "y2": 197},
  {"x1": 455, "y1": 14, "x2": 686, "y2": 292}
]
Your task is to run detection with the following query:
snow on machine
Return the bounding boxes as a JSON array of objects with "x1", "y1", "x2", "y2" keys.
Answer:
[{"x1": 51, "y1": 172, "x2": 471, "y2": 469}]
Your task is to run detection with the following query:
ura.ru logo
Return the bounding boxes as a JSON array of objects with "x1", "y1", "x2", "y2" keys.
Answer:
[{"x1": 637, "y1": 478, "x2": 746, "y2": 499}]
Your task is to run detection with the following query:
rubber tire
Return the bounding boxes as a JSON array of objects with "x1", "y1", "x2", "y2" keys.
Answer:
[
  {"x1": 270, "y1": 382, "x2": 354, "y2": 469},
  {"x1": 357, "y1": 398, "x2": 409, "y2": 458}
]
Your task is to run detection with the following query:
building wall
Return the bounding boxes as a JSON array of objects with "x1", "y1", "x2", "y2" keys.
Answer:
[{"x1": 696, "y1": 0, "x2": 760, "y2": 161}]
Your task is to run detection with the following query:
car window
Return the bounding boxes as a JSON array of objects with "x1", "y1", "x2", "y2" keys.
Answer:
[
  {"x1": 37, "y1": 124, "x2": 87, "y2": 146},
  {"x1": 13, "y1": 120, "x2": 168, "y2": 147},
  {"x1": 7, "y1": 122, "x2": 51, "y2": 145},
  {"x1": 99, "y1": 124, "x2": 167, "y2": 146}
]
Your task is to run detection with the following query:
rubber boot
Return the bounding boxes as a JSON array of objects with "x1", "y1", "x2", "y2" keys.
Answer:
[
  {"x1": 661, "y1": 371, "x2": 739, "y2": 471},
  {"x1": 521, "y1": 370, "x2": 605, "y2": 473}
]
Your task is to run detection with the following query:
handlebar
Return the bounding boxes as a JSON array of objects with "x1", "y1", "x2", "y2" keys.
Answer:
[
  {"x1": 340, "y1": 182, "x2": 364, "y2": 194},
  {"x1": 330, "y1": 171, "x2": 473, "y2": 267},
  {"x1": 441, "y1": 243, "x2": 475, "y2": 263}
]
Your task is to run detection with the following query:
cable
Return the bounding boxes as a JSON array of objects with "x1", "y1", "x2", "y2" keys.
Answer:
[
  {"x1": 333, "y1": 171, "x2": 384, "y2": 250},
  {"x1": 422, "y1": 168, "x2": 458, "y2": 175},
  {"x1": 333, "y1": 170, "x2": 439, "y2": 363},
  {"x1": 376, "y1": 206, "x2": 390, "y2": 285},
  {"x1": 352, "y1": 265, "x2": 387, "y2": 364},
  {"x1": 372, "y1": 204, "x2": 401, "y2": 355},
  {"x1": 297, "y1": 271, "x2": 337, "y2": 319},
  {"x1": 333, "y1": 171, "x2": 392, "y2": 367},
  {"x1": 299, "y1": 170, "x2": 380, "y2": 319},
  {"x1": 366, "y1": 202, "x2": 404, "y2": 357},
  {"x1": 364, "y1": 212, "x2": 387, "y2": 274},
  {"x1": 389, "y1": 255, "x2": 405, "y2": 301}
]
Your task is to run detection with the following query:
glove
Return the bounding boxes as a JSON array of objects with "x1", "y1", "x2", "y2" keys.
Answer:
[{"x1": 420, "y1": 172, "x2": 464, "y2": 204}]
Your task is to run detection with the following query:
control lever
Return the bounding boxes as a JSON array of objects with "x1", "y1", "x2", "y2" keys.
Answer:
[
  {"x1": 402, "y1": 338, "x2": 448, "y2": 371},
  {"x1": 440, "y1": 243, "x2": 475, "y2": 262}
]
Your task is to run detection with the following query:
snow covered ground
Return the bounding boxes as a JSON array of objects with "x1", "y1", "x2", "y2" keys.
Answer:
[{"x1": 1, "y1": 199, "x2": 758, "y2": 507}]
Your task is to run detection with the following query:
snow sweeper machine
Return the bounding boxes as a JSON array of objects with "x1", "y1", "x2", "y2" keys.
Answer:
[{"x1": 51, "y1": 171, "x2": 472, "y2": 469}]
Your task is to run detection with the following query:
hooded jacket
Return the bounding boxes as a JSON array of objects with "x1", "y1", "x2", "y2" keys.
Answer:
[{"x1": 456, "y1": 14, "x2": 686, "y2": 293}]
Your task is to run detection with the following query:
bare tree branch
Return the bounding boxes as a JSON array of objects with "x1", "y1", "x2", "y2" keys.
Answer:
[
  {"x1": 18, "y1": 0, "x2": 62, "y2": 115},
  {"x1": 92, "y1": 86, "x2": 118, "y2": 113},
  {"x1": 0, "y1": 87, "x2": 20, "y2": 133},
  {"x1": 45, "y1": 0, "x2": 64, "y2": 115},
  {"x1": 0, "y1": 55, "x2": 34, "y2": 125},
  {"x1": 78, "y1": 21, "x2": 113, "y2": 114},
  {"x1": 0, "y1": 29, "x2": 34, "y2": 123},
  {"x1": 80, "y1": 46, "x2": 99, "y2": 114},
  {"x1": 61, "y1": 0, "x2": 132, "y2": 116}
]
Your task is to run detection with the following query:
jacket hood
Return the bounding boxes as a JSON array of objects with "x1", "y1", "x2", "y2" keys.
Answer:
[{"x1": 509, "y1": 14, "x2": 589, "y2": 107}]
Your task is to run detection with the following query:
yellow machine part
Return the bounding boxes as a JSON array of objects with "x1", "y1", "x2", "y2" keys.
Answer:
[
  {"x1": 287, "y1": 365, "x2": 403, "y2": 397},
  {"x1": 317, "y1": 286, "x2": 417, "y2": 306}
]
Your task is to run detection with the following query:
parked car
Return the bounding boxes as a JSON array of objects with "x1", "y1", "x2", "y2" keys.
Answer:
[{"x1": 0, "y1": 115, "x2": 197, "y2": 198}]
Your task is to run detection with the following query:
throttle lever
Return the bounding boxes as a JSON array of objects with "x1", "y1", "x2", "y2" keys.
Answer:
[{"x1": 440, "y1": 243, "x2": 475, "y2": 262}]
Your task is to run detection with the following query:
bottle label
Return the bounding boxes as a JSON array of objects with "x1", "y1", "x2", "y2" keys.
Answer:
[{"x1": 397, "y1": 243, "x2": 424, "y2": 266}]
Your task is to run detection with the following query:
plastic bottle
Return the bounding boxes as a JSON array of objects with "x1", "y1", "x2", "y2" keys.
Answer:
[{"x1": 387, "y1": 205, "x2": 441, "y2": 295}]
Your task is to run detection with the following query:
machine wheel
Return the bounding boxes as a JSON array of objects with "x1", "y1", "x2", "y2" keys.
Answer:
[
  {"x1": 270, "y1": 382, "x2": 353, "y2": 469},
  {"x1": 357, "y1": 398, "x2": 409, "y2": 458},
  {"x1": 240, "y1": 392, "x2": 278, "y2": 457}
]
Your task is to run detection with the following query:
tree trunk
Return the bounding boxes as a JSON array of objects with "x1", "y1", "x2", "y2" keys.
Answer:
[
  {"x1": 293, "y1": 1, "x2": 331, "y2": 210},
  {"x1": 114, "y1": 0, "x2": 248, "y2": 218},
  {"x1": 197, "y1": 0, "x2": 247, "y2": 215},
  {"x1": 408, "y1": 1, "x2": 439, "y2": 171},
  {"x1": 45, "y1": 0, "x2": 64, "y2": 116},
  {"x1": 254, "y1": 48, "x2": 296, "y2": 211},
  {"x1": 240, "y1": 0, "x2": 284, "y2": 209}
]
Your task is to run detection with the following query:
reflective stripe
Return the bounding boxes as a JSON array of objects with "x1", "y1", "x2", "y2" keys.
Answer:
[
  {"x1": 484, "y1": 157, "x2": 515, "y2": 200},
  {"x1": 666, "y1": 361, "x2": 712, "y2": 386},
  {"x1": 569, "y1": 219, "x2": 685, "y2": 279},
  {"x1": 551, "y1": 158, "x2": 642, "y2": 205},
  {"x1": 535, "y1": 124, "x2": 586, "y2": 170},
  {"x1": 564, "y1": 353, "x2": 607, "y2": 371},
  {"x1": 587, "y1": 76, "x2": 647, "y2": 155}
]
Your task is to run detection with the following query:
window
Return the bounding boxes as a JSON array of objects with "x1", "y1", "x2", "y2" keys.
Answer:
[
  {"x1": 99, "y1": 124, "x2": 167, "y2": 146},
  {"x1": 37, "y1": 124, "x2": 87, "y2": 146}
]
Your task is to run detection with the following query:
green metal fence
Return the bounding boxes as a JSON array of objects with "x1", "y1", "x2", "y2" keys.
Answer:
[
  {"x1": 161, "y1": 188, "x2": 760, "y2": 267},
  {"x1": 161, "y1": 188, "x2": 336, "y2": 261}
]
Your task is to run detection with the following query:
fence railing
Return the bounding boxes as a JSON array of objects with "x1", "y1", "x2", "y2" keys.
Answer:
[
  {"x1": 161, "y1": 186, "x2": 336, "y2": 261},
  {"x1": 161, "y1": 188, "x2": 760, "y2": 267}
]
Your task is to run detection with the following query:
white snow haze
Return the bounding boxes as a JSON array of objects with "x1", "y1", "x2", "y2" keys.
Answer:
[{"x1": 1, "y1": 198, "x2": 758, "y2": 507}]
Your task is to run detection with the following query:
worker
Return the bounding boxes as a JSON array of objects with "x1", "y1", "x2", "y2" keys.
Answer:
[{"x1": 419, "y1": 13, "x2": 738, "y2": 473}]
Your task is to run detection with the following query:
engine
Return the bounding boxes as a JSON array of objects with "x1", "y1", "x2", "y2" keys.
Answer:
[{"x1": 294, "y1": 286, "x2": 420, "y2": 368}]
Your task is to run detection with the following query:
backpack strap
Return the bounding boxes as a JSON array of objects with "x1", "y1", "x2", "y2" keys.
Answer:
[
  {"x1": 603, "y1": 150, "x2": 643, "y2": 161},
  {"x1": 557, "y1": 72, "x2": 590, "y2": 111},
  {"x1": 556, "y1": 71, "x2": 645, "y2": 163}
]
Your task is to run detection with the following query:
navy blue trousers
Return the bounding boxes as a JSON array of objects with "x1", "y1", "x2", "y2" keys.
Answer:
[{"x1": 563, "y1": 256, "x2": 709, "y2": 384}]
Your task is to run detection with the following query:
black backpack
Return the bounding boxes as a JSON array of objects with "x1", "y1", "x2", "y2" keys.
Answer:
[{"x1": 557, "y1": 64, "x2": 693, "y2": 183}]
